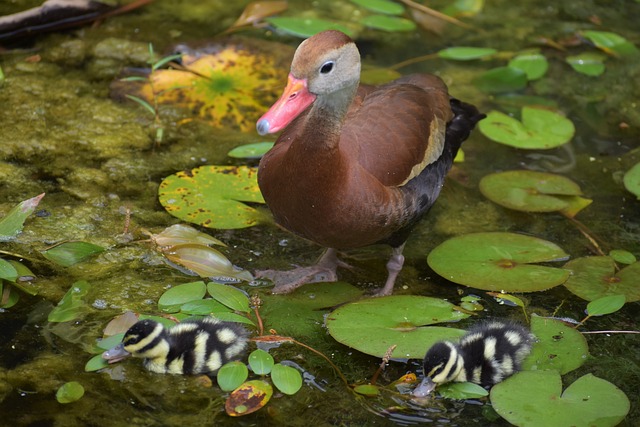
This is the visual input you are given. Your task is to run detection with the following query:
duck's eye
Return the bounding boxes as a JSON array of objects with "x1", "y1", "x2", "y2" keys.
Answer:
[{"x1": 320, "y1": 61, "x2": 334, "y2": 74}]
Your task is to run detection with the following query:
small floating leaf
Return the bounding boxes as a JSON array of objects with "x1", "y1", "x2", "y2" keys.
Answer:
[
  {"x1": 163, "y1": 244, "x2": 253, "y2": 282},
  {"x1": 248, "y1": 349, "x2": 274, "y2": 375},
  {"x1": 266, "y1": 17, "x2": 352, "y2": 38},
  {"x1": 586, "y1": 294, "x2": 626, "y2": 316},
  {"x1": 354, "y1": 384, "x2": 380, "y2": 397},
  {"x1": 479, "y1": 170, "x2": 585, "y2": 213},
  {"x1": 48, "y1": 280, "x2": 92, "y2": 322},
  {"x1": 438, "y1": 47, "x2": 497, "y2": 61},
  {"x1": 0, "y1": 283, "x2": 20, "y2": 308},
  {"x1": 6, "y1": 260, "x2": 38, "y2": 296},
  {"x1": 428, "y1": 232, "x2": 569, "y2": 292},
  {"x1": 158, "y1": 281, "x2": 207, "y2": 312},
  {"x1": 211, "y1": 312, "x2": 255, "y2": 326},
  {"x1": 491, "y1": 371, "x2": 630, "y2": 427},
  {"x1": 227, "y1": 142, "x2": 274, "y2": 159},
  {"x1": 326, "y1": 295, "x2": 468, "y2": 359},
  {"x1": 360, "y1": 14, "x2": 416, "y2": 32},
  {"x1": 217, "y1": 361, "x2": 249, "y2": 392},
  {"x1": 207, "y1": 283, "x2": 250, "y2": 313},
  {"x1": 473, "y1": 66, "x2": 528, "y2": 93},
  {"x1": 0, "y1": 258, "x2": 18, "y2": 281},
  {"x1": 351, "y1": 0, "x2": 404, "y2": 14},
  {"x1": 42, "y1": 241, "x2": 105, "y2": 267},
  {"x1": 508, "y1": 51, "x2": 548, "y2": 80},
  {"x1": 180, "y1": 299, "x2": 230, "y2": 315},
  {"x1": 225, "y1": 380, "x2": 273, "y2": 416},
  {"x1": 478, "y1": 107, "x2": 575, "y2": 149},
  {"x1": 438, "y1": 382, "x2": 488, "y2": 399},
  {"x1": 608, "y1": 249, "x2": 636, "y2": 265},
  {"x1": 56, "y1": 382, "x2": 85, "y2": 404},
  {"x1": 0, "y1": 193, "x2": 44, "y2": 241},
  {"x1": 566, "y1": 52, "x2": 606, "y2": 76},
  {"x1": 96, "y1": 333, "x2": 125, "y2": 351},
  {"x1": 158, "y1": 165, "x2": 265, "y2": 230},
  {"x1": 563, "y1": 256, "x2": 640, "y2": 302},
  {"x1": 623, "y1": 162, "x2": 640, "y2": 199},
  {"x1": 271, "y1": 363, "x2": 303, "y2": 395},
  {"x1": 580, "y1": 30, "x2": 639, "y2": 56},
  {"x1": 152, "y1": 224, "x2": 226, "y2": 247},
  {"x1": 523, "y1": 316, "x2": 588, "y2": 374},
  {"x1": 85, "y1": 354, "x2": 110, "y2": 372}
]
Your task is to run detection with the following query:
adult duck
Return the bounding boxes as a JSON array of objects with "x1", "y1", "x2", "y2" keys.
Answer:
[{"x1": 256, "y1": 30, "x2": 483, "y2": 295}]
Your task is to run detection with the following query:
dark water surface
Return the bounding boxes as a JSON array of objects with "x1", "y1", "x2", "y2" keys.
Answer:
[{"x1": 1, "y1": 0, "x2": 639, "y2": 426}]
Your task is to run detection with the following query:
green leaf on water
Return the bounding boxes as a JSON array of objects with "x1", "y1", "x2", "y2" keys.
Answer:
[
  {"x1": 566, "y1": 52, "x2": 606, "y2": 76},
  {"x1": 207, "y1": 283, "x2": 250, "y2": 313},
  {"x1": 623, "y1": 162, "x2": 640, "y2": 199},
  {"x1": 0, "y1": 258, "x2": 18, "y2": 281},
  {"x1": 42, "y1": 242, "x2": 105, "y2": 267},
  {"x1": 96, "y1": 333, "x2": 125, "y2": 350},
  {"x1": 162, "y1": 244, "x2": 253, "y2": 282},
  {"x1": 478, "y1": 107, "x2": 575, "y2": 149},
  {"x1": 479, "y1": 170, "x2": 588, "y2": 213},
  {"x1": 85, "y1": 354, "x2": 110, "y2": 372},
  {"x1": 152, "y1": 224, "x2": 226, "y2": 247},
  {"x1": 271, "y1": 363, "x2": 303, "y2": 395},
  {"x1": 326, "y1": 295, "x2": 468, "y2": 359},
  {"x1": 265, "y1": 17, "x2": 353, "y2": 38},
  {"x1": 523, "y1": 316, "x2": 588, "y2": 374},
  {"x1": 217, "y1": 361, "x2": 249, "y2": 392},
  {"x1": 211, "y1": 311, "x2": 255, "y2": 326},
  {"x1": 158, "y1": 165, "x2": 266, "y2": 230},
  {"x1": 354, "y1": 384, "x2": 380, "y2": 396},
  {"x1": 180, "y1": 299, "x2": 230, "y2": 316},
  {"x1": 248, "y1": 349, "x2": 274, "y2": 375},
  {"x1": 427, "y1": 232, "x2": 569, "y2": 292},
  {"x1": 438, "y1": 381, "x2": 488, "y2": 399},
  {"x1": 586, "y1": 294, "x2": 626, "y2": 316},
  {"x1": 48, "y1": 280, "x2": 92, "y2": 322},
  {"x1": 608, "y1": 249, "x2": 636, "y2": 265},
  {"x1": 56, "y1": 381, "x2": 85, "y2": 404},
  {"x1": 580, "y1": 30, "x2": 639, "y2": 57},
  {"x1": 438, "y1": 47, "x2": 497, "y2": 61},
  {"x1": 563, "y1": 256, "x2": 640, "y2": 302},
  {"x1": 0, "y1": 193, "x2": 44, "y2": 241},
  {"x1": 473, "y1": 66, "x2": 528, "y2": 93},
  {"x1": 351, "y1": 0, "x2": 404, "y2": 15},
  {"x1": 360, "y1": 15, "x2": 416, "y2": 32},
  {"x1": 491, "y1": 371, "x2": 629, "y2": 427},
  {"x1": 508, "y1": 50, "x2": 548, "y2": 80},
  {"x1": 0, "y1": 282, "x2": 20, "y2": 308},
  {"x1": 158, "y1": 281, "x2": 207, "y2": 313},
  {"x1": 227, "y1": 142, "x2": 274, "y2": 159}
]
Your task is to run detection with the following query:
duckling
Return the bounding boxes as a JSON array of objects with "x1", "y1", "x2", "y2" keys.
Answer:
[
  {"x1": 102, "y1": 317, "x2": 249, "y2": 375},
  {"x1": 413, "y1": 320, "x2": 534, "y2": 397}
]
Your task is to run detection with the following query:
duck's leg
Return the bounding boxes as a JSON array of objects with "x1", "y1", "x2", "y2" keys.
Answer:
[
  {"x1": 375, "y1": 243, "x2": 406, "y2": 297},
  {"x1": 257, "y1": 248, "x2": 349, "y2": 294}
]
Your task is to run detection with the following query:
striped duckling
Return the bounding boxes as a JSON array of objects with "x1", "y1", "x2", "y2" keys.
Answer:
[
  {"x1": 413, "y1": 320, "x2": 535, "y2": 397},
  {"x1": 102, "y1": 317, "x2": 249, "y2": 375}
]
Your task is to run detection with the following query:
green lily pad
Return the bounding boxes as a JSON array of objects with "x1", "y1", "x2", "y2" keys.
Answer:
[
  {"x1": 586, "y1": 294, "x2": 626, "y2": 317},
  {"x1": 360, "y1": 15, "x2": 416, "y2": 32},
  {"x1": 48, "y1": 280, "x2": 92, "y2": 322},
  {"x1": 508, "y1": 51, "x2": 548, "y2": 80},
  {"x1": 354, "y1": 384, "x2": 380, "y2": 397},
  {"x1": 217, "y1": 361, "x2": 249, "y2": 392},
  {"x1": 473, "y1": 66, "x2": 528, "y2": 93},
  {"x1": 479, "y1": 170, "x2": 587, "y2": 213},
  {"x1": 0, "y1": 193, "x2": 44, "y2": 242},
  {"x1": 623, "y1": 162, "x2": 640, "y2": 199},
  {"x1": 491, "y1": 371, "x2": 629, "y2": 427},
  {"x1": 6, "y1": 260, "x2": 38, "y2": 296},
  {"x1": 56, "y1": 381, "x2": 85, "y2": 404},
  {"x1": 562, "y1": 256, "x2": 640, "y2": 302},
  {"x1": 158, "y1": 281, "x2": 207, "y2": 312},
  {"x1": 581, "y1": 30, "x2": 639, "y2": 57},
  {"x1": 351, "y1": 0, "x2": 404, "y2": 15},
  {"x1": 227, "y1": 142, "x2": 274, "y2": 159},
  {"x1": 85, "y1": 354, "x2": 110, "y2": 372},
  {"x1": 427, "y1": 232, "x2": 569, "y2": 292},
  {"x1": 265, "y1": 17, "x2": 353, "y2": 38},
  {"x1": 479, "y1": 107, "x2": 575, "y2": 149},
  {"x1": 566, "y1": 52, "x2": 607, "y2": 77},
  {"x1": 0, "y1": 258, "x2": 18, "y2": 281},
  {"x1": 271, "y1": 363, "x2": 303, "y2": 395},
  {"x1": 96, "y1": 333, "x2": 125, "y2": 350},
  {"x1": 158, "y1": 165, "x2": 265, "y2": 230},
  {"x1": 608, "y1": 249, "x2": 636, "y2": 265},
  {"x1": 438, "y1": 382, "x2": 488, "y2": 399},
  {"x1": 180, "y1": 299, "x2": 230, "y2": 316},
  {"x1": 326, "y1": 295, "x2": 468, "y2": 359},
  {"x1": 0, "y1": 283, "x2": 20, "y2": 308},
  {"x1": 437, "y1": 47, "x2": 497, "y2": 61},
  {"x1": 42, "y1": 241, "x2": 105, "y2": 267},
  {"x1": 523, "y1": 316, "x2": 588, "y2": 374},
  {"x1": 248, "y1": 349, "x2": 274, "y2": 375},
  {"x1": 207, "y1": 283, "x2": 250, "y2": 313}
]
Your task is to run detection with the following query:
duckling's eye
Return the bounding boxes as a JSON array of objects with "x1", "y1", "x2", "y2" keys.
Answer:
[{"x1": 320, "y1": 61, "x2": 335, "y2": 74}]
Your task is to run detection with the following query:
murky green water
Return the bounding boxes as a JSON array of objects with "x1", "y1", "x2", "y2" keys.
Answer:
[{"x1": 1, "y1": 0, "x2": 639, "y2": 426}]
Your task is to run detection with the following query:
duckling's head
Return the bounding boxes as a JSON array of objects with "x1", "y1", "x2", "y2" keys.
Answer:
[
  {"x1": 413, "y1": 341, "x2": 463, "y2": 397},
  {"x1": 103, "y1": 319, "x2": 170, "y2": 363}
]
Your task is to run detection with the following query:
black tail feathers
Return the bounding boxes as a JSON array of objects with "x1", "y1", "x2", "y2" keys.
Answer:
[{"x1": 446, "y1": 98, "x2": 485, "y2": 154}]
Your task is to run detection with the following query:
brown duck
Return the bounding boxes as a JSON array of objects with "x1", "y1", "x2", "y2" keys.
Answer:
[{"x1": 256, "y1": 30, "x2": 483, "y2": 295}]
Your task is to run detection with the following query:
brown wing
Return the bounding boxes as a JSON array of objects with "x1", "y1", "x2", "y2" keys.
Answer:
[{"x1": 340, "y1": 74, "x2": 453, "y2": 187}]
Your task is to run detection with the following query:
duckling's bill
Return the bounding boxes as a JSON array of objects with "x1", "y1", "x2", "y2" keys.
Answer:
[
  {"x1": 412, "y1": 376, "x2": 437, "y2": 397},
  {"x1": 102, "y1": 343, "x2": 131, "y2": 364}
]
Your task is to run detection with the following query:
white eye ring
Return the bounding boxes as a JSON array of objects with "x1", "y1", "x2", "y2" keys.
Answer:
[{"x1": 320, "y1": 61, "x2": 335, "y2": 74}]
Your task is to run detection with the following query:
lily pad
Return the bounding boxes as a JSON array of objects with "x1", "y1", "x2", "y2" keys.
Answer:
[
  {"x1": 580, "y1": 30, "x2": 639, "y2": 57},
  {"x1": 227, "y1": 142, "x2": 274, "y2": 159},
  {"x1": 158, "y1": 281, "x2": 207, "y2": 312},
  {"x1": 159, "y1": 165, "x2": 265, "y2": 229},
  {"x1": 85, "y1": 354, "x2": 110, "y2": 372},
  {"x1": 523, "y1": 316, "x2": 588, "y2": 374},
  {"x1": 217, "y1": 361, "x2": 249, "y2": 392},
  {"x1": 56, "y1": 381, "x2": 85, "y2": 404},
  {"x1": 0, "y1": 193, "x2": 44, "y2": 241},
  {"x1": 623, "y1": 162, "x2": 640, "y2": 199},
  {"x1": 608, "y1": 249, "x2": 636, "y2": 265},
  {"x1": 271, "y1": 363, "x2": 303, "y2": 395},
  {"x1": 437, "y1": 47, "x2": 497, "y2": 61},
  {"x1": 478, "y1": 107, "x2": 575, "y2": 149},
  {"x1": 473, "y1": 67, "x2": 528, "y2": 93},
  {"x1": 491, "y1": 371, "x2": 629, "y2": 427},
  {"x1": 207, "y1": 283, "x2": 250, "y2": 313},
  {"x1": 427, "y1": 232, "x2": 569, "y2": 292},
  {"x1": 249, "y1": 349, "x2": 273, "y2": 375},
  {"x1": 226, "y1": 380, "x2": 273, "y2": 416},
  {"x1": 586, "y1": 294, "x2": 626, "y2": 317},
  {"x1": 508, "y1": 51, "x2": 548, "y2": 80},
  {"x1": 265, "y1": 17, "x2": 353, "y2": 38},
  {"x1": 438, "y1": 382, "x2": 488, "y2": 399},
  {"x1": 562, "y1": 256, "x2": 640, "y2": 302},
  {"x1": 326, "y1": 295, "x2": 468, "y2": 359},
  {"x1": 566, "y1": 52, "x2": 606, "y2": 77},
  {"x1": 479, "y1": 170, "x2": 589, "y2": 214},
  {"x1": 360, "y1": 15, "x2": 416, "y2": 32},
  {"x1": 111, "y1": 40, "x2": 291, "y2": 132}
]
